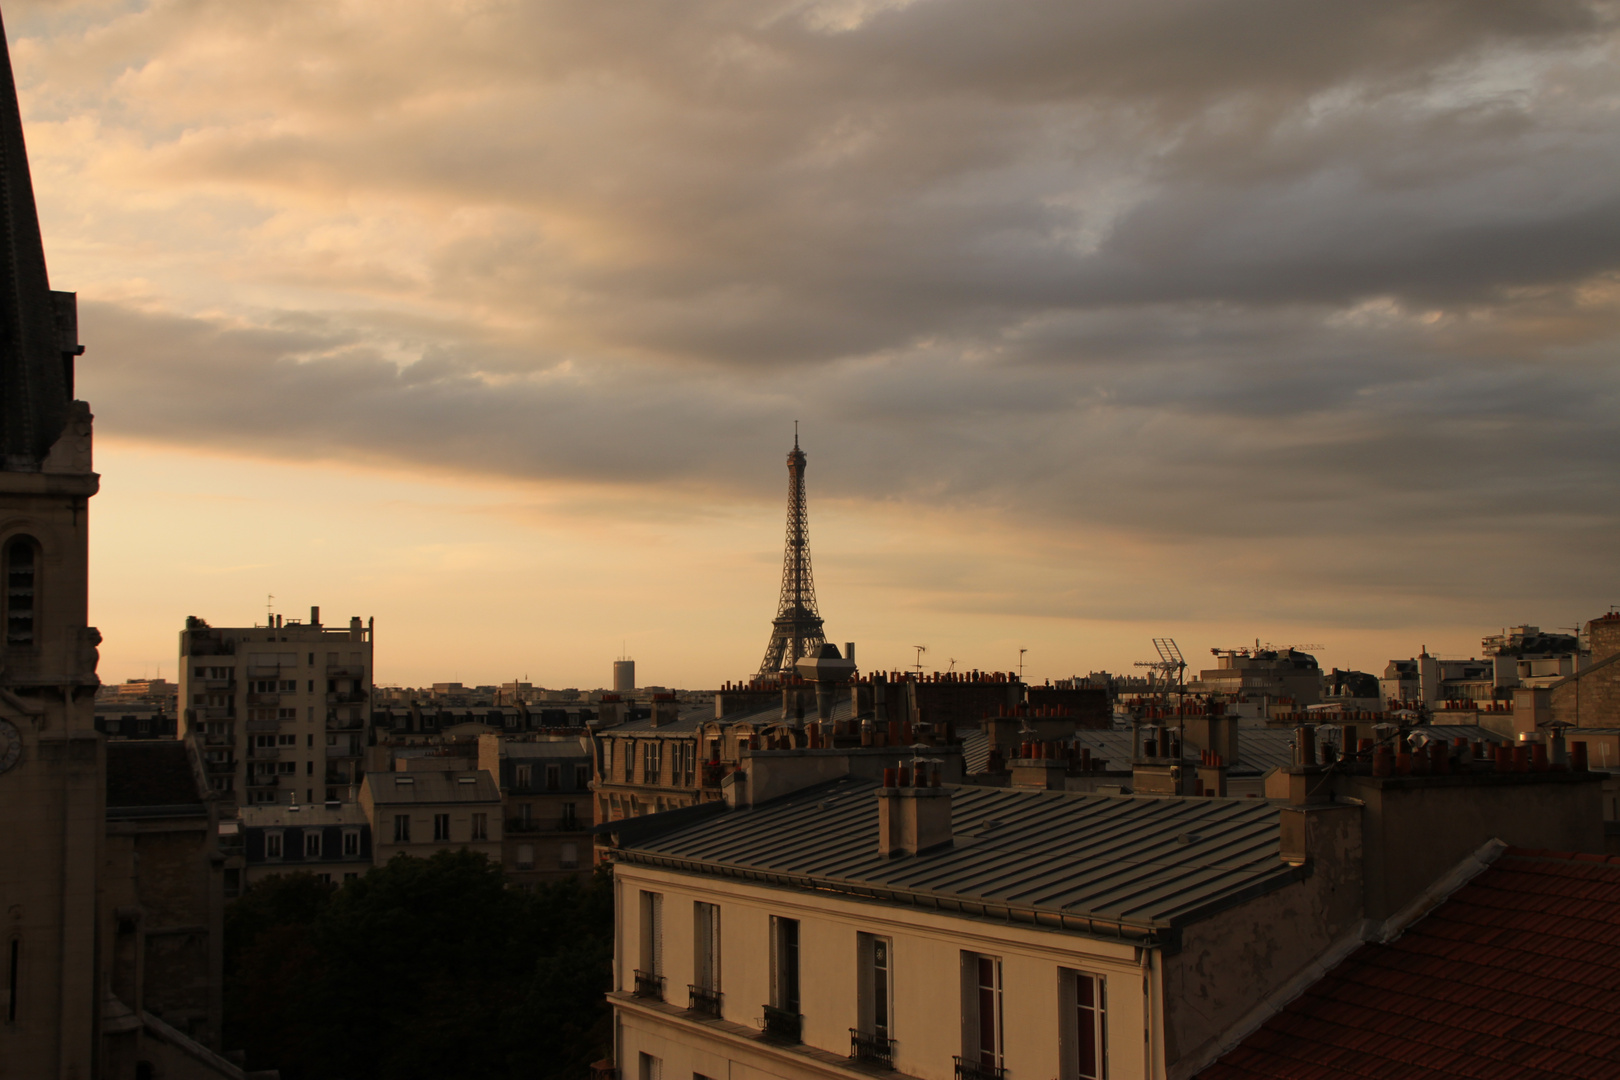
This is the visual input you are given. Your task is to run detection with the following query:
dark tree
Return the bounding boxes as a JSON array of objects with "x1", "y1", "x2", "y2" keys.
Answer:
[{"x1": 225, "y1": 852, "x2": 613, "y2": 1080}]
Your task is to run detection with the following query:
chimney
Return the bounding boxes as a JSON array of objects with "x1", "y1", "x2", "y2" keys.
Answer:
[
  {"x1": 877, "y1": 764, "x2": 952, "y2": 857},
  {"x1": 310, "y1": 606, "x2": 321, "y2": 628},
  {"x1": 650, "y1": 694, "x2": 678, "y2": 727}
]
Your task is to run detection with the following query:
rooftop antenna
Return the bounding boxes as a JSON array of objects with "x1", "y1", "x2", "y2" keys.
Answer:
[
  {"x1": 947, "y1": 658, "x2": 957, "y2": 673},
  {"x1": 1018, "y1": 648, "x2": 1027, "y2": 681},
  {"x1": 912, "y1": 645, "x2": 927, "y2": 675},
  {"x1": 266, "y1": 593, "x2": 275, "y2": 626}
]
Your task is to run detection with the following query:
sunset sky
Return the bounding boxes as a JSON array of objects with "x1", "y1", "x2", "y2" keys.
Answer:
[{"x1": 10, "y1": 0, "x2": 1620, "y2": 688}]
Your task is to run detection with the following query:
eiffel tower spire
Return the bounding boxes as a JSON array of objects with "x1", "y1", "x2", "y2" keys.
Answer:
[{"x1": 755, "y1": 430, "x2": 826, "y2": 679}]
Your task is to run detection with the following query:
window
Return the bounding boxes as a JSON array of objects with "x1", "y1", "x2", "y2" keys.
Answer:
[
  {"x1": 575, "y1": 764, "x2": 590, "y2": 789},
  {"x1": 645, "y1": 742, "x2": 661, "y2": 784},
  {"x1": 277, "y1": 734, "x2": 296, "y2": 746},
  {"x1": 770, "y1": 916, "x2": 799, "y2": 1012},
  {"x1": 8, "y1": 937, "x2": 19, "y2": 1022},
  {"x1": 1059, "y1": 970, "x2": 1107, "y2": 1080},
  {"x1": 693, "y1": 902, "x2": 720, "y2": 992},
  {"x1": 277, "y1": 761, "x2": 296, "y2": 775},
  {"x1": 394, "y1": 815, "x2": 411, "y2": 843},
  {"x1": 622, "y1": 740, "x2": 634, "y2": 781},
  {"x1": 560, "y1": 842, "x2": 578, "y2": 870},
  {"x1": 515, "y1": 764, "x2": 532, "y2": 788},
  {"x1": 639, "y1": 891, "x2": 663, "y2": 978},
  {"x1": 546, "y1": 764, "x2": 560, "y2": 791},
  {"x1": 518, "y1": 802, "x2": 532, "y2": 827},
  {"x1": 638, "y1": 1053, "x2": 660, "y2": 1080},
  {"x1": 962, "y1": 954, "x2": 1003, "y2": 1075},
  {"x1": 433, "y1": 813, "x2": 450, "y2": 841},
  {"x1": 561, "y1": 802, "x2": 578, "y2": 830},
  {"x1": 6, "y1": 538, "x2": 39, "y2": 645},
  {"x1": 265, "y1": 832, "x2": 283, "y2": 859},
  {"x1": 304, "y1": 831, "x2": 321, "y2": 857},
  {"x1": 278, "y1": 708, "x2": 297, "y2": 720},
  {"x1": 343, "y1": 830, "x2": 359, "y2": 856},
  {"x1": 858, "y1": 933, "x2": 893, "y2": 1040},
  {"x1": 604, "y1": 741, "x2": 614, "y2": 778},
  {"x1": 279, "y1": 680, "x2": 297, "y2": 692},
  {"x1": 516, "y1": 844, "x2": 534, "y2": 870},
  {"x1": 471, "y1": 813, "x2": 487, "y2": 840}
]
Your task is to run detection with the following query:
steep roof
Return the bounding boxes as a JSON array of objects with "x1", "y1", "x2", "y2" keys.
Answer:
[
  {"x1": 618, "y1": 777, "x2": 1295, "y2": 941},
  {"x1": 105, "y1": 741, "x2": 205, "y2": 815},
  {"x1": 364, "y1": 769, "x2": 501, "y2": 806},
  {"x1": 0, "y1": 11, "x2": 74, "y2": 468},
  {"x1": 1198, "y1": 848, "x2": 1620, "y2": 1080}
]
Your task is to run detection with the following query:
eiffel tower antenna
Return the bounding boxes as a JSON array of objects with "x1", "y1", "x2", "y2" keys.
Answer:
[{"x1": 756, "y1": 431, "x2": 826, "y2": 679}]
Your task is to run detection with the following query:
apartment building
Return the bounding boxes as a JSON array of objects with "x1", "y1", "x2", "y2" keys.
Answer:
[
  {"x1": 358, "y1": 769, "x2": 503, "y2": 865},
  {"x1": 240, "y1": 801, "x2": 373, "y2": 886},
  {"x1": 475, "y1": 734, "x2": 593, "y2": 883},
  {"x1": 600, "y1": 737, "x2": 1603, "y2": 1080},
  {"x1": 178, "y1": 607, "x2": 373, "y2": 807}
]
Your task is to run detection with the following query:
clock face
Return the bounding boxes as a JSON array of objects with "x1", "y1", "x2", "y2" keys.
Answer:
[{"x1": 0, "y1": 720, "x2": 20, "y2": 774}]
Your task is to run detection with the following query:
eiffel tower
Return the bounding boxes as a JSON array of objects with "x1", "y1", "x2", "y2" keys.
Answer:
[{"x1": 755, "y1": 429, "x2": 827, "y2": 680}]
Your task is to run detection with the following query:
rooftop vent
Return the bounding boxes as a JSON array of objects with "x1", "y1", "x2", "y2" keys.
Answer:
[
  {"x1": 457, "y1": 776, "x2": 477, "y2": 784},
  {"x1": 395, "y1": 776, "x2": 414, "y2": 785}
]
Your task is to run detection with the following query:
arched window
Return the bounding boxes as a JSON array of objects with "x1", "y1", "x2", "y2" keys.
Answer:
[{"x1": 5, "y1": 537, "x2": 37, "y2": 647}]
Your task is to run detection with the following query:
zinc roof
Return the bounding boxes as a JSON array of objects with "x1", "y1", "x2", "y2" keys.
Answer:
[
  {"x1": 363, "y1": 769, "x2": 501, "y2": 806},
  {"x1": 621, "y1": 777, "x2": 1294, "y2": 936}
]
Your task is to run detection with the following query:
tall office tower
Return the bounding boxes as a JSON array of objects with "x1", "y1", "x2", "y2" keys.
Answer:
[
  {"x1": 180, "y1": 607, "x2": 374, "y2": 807},
  {"x1": 755, "y1": 433, "x2": 828, "y2": 679},
  {"x1": 614, "y1": 657, "x2": 636, "y2": 693},
  {"x1": 0, "y1": 12, "x2": 103, "y2": 1071}
]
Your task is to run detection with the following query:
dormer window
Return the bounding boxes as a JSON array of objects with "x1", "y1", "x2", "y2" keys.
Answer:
[{"x1": 5, "y1": 537, "x2": 37, "y2": 647}]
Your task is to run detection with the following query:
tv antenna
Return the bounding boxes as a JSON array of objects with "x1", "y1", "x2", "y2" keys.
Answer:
[
  {"x1": 266, "y1": 593, "x2": 275, "y2": 625},
  {"x1": 1018, "y1": 648, "x2": 1028, "y2": 681},
  {"x1": 912, "y1": 645, "x2": 927, "y2": 675}
]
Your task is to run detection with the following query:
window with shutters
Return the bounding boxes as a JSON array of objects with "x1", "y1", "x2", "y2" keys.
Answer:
[
  {"x1": 1058, "y1": 969, "x2": 1107, "y2": 1080},
  {"x1": 765, "y1": 916, "x2": 802, "y2": 1041},
  {"x1": 433, "y1": 813, "x2": 450, "y2": 841},
  {"x1": 858, "y1": 933, "x2": 893, "y2": 1040},
  {"x1": 693, "y1": 902, "x2": 720, "y2": 991},
  {"x1": 960, "y1": 953, "x2": 1004, "y2": 1077},
  {"x1": 636, "y1": 891, "x2": 664, "y2": 999}
]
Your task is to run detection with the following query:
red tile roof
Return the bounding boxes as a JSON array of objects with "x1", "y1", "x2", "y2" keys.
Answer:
[{"x1": 1197, "y1": 848, "x2": 1620, "y2": 1080}]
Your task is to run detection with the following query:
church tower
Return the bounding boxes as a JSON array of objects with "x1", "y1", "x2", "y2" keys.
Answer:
[{"x1": 0, "y1": 10, "x2": 105, "y2": 1075}]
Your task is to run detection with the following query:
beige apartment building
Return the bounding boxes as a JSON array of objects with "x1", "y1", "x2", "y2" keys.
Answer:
[
  {"x1": 179, "y1": 607, "x2": 373, "y2": 807},
  {"x1": 358, "y1": 769, "x2": 503, "y2": 865},
  {"x1": 600, "y1": 738, "x2": 1603, "y2": 1080}
]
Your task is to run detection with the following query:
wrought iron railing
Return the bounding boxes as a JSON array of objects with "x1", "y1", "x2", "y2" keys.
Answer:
[
  {"x1": 850, "y1": 1029, "x2": 895, "y2": 1069},
  {"x1": 953, "y1": 1057, "x2": 1006, "y2": 1080},
  {"x1": 760, "y1": 1004, "x2": 802, "y2": 1042},
  {"x1": 633, "y1": 970, "x2": 665, "y2": 1001},
  {"x1": 688, "y1": 984, "x2": 723, "y2": 1018}
]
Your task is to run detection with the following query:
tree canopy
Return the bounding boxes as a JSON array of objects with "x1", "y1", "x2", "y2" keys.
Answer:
[{"x1": 225, "y1": 852, "x2": 613, "y2": 1080}]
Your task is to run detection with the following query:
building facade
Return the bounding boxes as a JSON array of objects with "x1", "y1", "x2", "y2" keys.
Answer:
[
  {"x1": 358, "y1": 769, "x2": 503, "y2": 866},
  {"x1": 240, "y1": 801, "x2": 373, "y2": 886},
  {"x1": 178, "y1": 608, "x2": 374, "y2": 806},
  {"x1": 476, "y1": 733, "x2": 593, "y2": 883}
]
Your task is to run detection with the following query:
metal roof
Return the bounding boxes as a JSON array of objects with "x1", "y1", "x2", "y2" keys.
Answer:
[{"x1": 620, "y1": 777, "x2": 1295, "y2": 936}]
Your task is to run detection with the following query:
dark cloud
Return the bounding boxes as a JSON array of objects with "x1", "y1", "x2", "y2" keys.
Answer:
[{"x1": 10, "y1": 0, "x2": 1620, "y2": 630}]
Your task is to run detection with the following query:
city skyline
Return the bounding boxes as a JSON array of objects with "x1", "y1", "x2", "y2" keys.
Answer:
[{"x1": 10, "y1": 2, "x2": 1618, "y2": 687}]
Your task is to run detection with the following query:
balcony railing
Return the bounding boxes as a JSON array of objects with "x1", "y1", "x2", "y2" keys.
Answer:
[
  {"x1": 760, "y1": 1004, "x2": 802, "y2": 1043},
  {"x1": 246, "y1": 747, "x2": 280, "y2": 760},
  {"x1": 506, "y1": 816, "x2": 585, "y2": 834},
  {"x1": 246, "y1": 692, "x2": 280, "y2": 706},
  {"x1": 245, "y1": 774, "x2": 280, "y2": 788},
  {"x1": 327, "y1": 691, "x2": 367, "y2": 705},
  {"x1": 688, "y1": 985, "x2": 722, "y2": 1018},
  {"x1": 204, "y1": 758, "x2": 235, "y2": 773},
  {"x1": 953, "y1": 1057, "x2": 1006, "y2": 1080},
  {"x1": 245, "y1": 719, "x2": 280, "y2": 733},
  {"x1": 633, "y1": 970, "x2": 665, "y2": 1001},
  {"x1": 326, "y1": 665, "x2": 365, "y2": 678},
  {"x1": 851, "y1": 1030, "x2": 895, "y2": 1069}
]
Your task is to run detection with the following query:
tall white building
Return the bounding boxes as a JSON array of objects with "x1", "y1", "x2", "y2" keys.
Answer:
[{"x1": 179, "y1": 607, "x2": 373, "y2": 806}]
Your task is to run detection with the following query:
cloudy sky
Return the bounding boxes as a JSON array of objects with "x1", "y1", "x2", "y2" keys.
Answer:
[{"x1": 10, "y1": 0, "x2": 1620, "y2": 687}]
